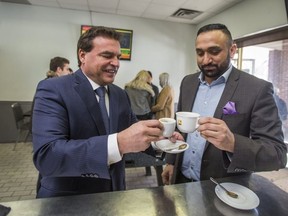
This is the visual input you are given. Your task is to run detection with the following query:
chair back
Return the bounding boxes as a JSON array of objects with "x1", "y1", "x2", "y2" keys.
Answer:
[{"x1": 11, "y1": 103, "x2": 25, "y2": 129}]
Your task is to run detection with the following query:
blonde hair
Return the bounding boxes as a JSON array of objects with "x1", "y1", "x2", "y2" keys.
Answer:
[{"x1": 125, "y1": 70, "x2": 155, "y2": 96}]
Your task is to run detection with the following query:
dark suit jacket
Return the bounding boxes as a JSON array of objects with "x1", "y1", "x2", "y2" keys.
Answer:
[
  {"x1": 32, "y1": 69, "x2": 138, "y2": 198},
  {"x1": 167, "y1": 67, "x2": 287, "y2": 182}
]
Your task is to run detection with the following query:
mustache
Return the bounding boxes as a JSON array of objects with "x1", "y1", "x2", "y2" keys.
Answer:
[
  {"x1": 202, "y1": 63, "x2": 217, "y2": 68},
  {"x1": 200, "y1": 64, "x2": 218, "y2": 72}
]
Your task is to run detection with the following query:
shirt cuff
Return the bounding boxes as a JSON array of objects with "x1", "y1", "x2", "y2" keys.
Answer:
[{"x1": 108, "y1": 133, "x2": 122, "y2": 165}]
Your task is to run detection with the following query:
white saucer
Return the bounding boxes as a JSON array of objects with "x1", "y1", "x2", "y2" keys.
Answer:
[
  {"x1": 154, "y1": 139, "x2": 189, "y2": 154},
  {"x1": 215, "y1": 182, "x2": 260, "y2": 210}
]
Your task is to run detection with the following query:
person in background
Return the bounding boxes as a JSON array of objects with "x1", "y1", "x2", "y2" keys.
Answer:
[
  {"x1": 125, "y1": 70, "x2": 155, "y2": 121},
  {"x1": 274, "y1": 87, "x2": 288, "y2": 122},
  {"x1": 32, "y1": 56, "x2": 70, "y2": 128},
  {"x1": 151, "y1": 72, "x2": 174, "y2": 119},
  {"x1": 274, "y1": 87, "x2": 288, "y2": 141},
  {"x1": 32, "y1": 26, "x2": 163, "y2": 198},
  {"x1": 125, "y1": 70, "x2": 156, "y2": 176},
  {"x1": 147, "y1": 71, "x2": 159, "y2": 118},
  {"x1": 162, "y1": 23, "x2": 287, "y2": 185},
  {"x1": 45, "y1": 56, "x2": 70, "y2": 78}
]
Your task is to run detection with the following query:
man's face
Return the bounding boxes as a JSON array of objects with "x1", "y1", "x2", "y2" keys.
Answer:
[
  {"x1": 79, "y1": 36, "x2": 121, "y2": 86},
  {"x1": 56, "y1": 63, "x2": 70, "y2": 77},
  {"x1": 195, "y1": 30, "x2": 236, "y2": 83}
]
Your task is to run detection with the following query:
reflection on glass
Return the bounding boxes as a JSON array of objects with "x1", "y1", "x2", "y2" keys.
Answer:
[{"x1": 234, "y1": 40, "x2": 288, "y2": 143}]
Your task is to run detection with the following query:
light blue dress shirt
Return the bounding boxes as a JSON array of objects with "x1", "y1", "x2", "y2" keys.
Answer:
[{"x1": 181, "y1": 65, "x2": 233, "y2": 181}]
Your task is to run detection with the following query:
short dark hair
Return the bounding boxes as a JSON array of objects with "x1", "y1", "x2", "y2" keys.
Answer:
[
  {"x1": 197, "y1": 23, "x2": 233, "y2": 46},
  {"x1": 49, "y1": 57, "x2": 69, "y2": 72},
  {"x1": 77, "y1": 26, "x2": 121, "y2": 67},
  {"x1": 147, "y1": 70, "x2": 152, "y2": 78}
]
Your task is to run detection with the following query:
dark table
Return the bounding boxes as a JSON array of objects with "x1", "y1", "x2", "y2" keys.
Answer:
[{"x1": 1, "y1": 174, "x2": 287, "y2": 216}]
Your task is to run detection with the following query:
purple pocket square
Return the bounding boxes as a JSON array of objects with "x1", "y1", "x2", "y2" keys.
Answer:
[{"x1": 223, "y1": 101, "x2": 238, "y2": 115}]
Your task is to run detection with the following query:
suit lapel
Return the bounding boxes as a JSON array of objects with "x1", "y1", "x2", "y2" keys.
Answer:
[
  {"x1": 181, "y1": 74, "x2": 200, "y2": 112},
  {"x1": 182, "y1": 69, "x2": 240, "y2": 117},
  {"x1": 214, "y1": 68, "x2": 240, "y2": 119},
  {"x1": 203, "y1": 68, "x2": 240, "y2": 151},
  {"x1": 73, "y1": 70, "x2": 106, "y2": 135}
]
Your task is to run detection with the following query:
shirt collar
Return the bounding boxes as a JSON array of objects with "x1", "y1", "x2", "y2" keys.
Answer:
[
  {"x1": 198, "y1": 63, "x2": 233, "y2": 85},
  {"x1": 81, "y1": 70, "x2": 107, "y2": 91}
]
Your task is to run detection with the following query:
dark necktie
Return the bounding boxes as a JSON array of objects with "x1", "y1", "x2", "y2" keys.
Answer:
[{"x1": 95, "y1": 86, "x2": 109, "y2": 133}]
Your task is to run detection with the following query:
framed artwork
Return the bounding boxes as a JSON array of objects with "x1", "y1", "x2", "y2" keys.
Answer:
[{"x1": 81, "y1": 25, "x2": 133, "y2": 60}]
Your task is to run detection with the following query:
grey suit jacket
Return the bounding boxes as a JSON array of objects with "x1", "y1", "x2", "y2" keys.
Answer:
[{"x1": 167, "y1": 67, "x2": 287, "y2": 182}]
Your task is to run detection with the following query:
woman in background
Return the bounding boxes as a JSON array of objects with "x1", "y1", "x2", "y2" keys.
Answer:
[
  {"x1": 151, "y1": 72, "x2": 174, "y2": 119},
  {"x1": 125, "y1": 70, "x2": 155, "y2": 120}
]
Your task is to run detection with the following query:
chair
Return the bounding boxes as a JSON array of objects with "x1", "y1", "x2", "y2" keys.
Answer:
[
  {"x1": 124, "y1": 152, "x2": 165, "y2": 186},
  {"x1": 11, "y1": 103, "x2": 31, "y2": 150}
]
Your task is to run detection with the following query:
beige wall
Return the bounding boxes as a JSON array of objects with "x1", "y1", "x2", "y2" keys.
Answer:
[
  {"x1": 197, "y1": 0, "x2": 287, "y2": 39},
  {"x1": 0, "y1": 0, "x2": 287, "y2": 102},
  {"x1": 0, "y1": 2, "x2": 195, "y2": 102}
]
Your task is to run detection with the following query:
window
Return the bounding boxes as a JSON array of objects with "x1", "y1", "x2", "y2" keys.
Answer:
[{"x1": 234, "y1": 25, "x2": 288, "y2": 143}]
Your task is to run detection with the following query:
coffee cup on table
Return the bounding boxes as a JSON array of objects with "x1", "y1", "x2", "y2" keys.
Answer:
[
  {"x1": 159, "y1": 117, "x2": 176, "y2": 138},
  {"x1": 176, "y1": 112, "x2": 200, "y2": 133}
]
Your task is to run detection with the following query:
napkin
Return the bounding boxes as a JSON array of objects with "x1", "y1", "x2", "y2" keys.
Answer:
[
  {"x1": 0, "y1": 204, "x2": 11, "y2": 216},
  {"x1": 223, "y1": 101, "x2": 238, "y2": 115}
]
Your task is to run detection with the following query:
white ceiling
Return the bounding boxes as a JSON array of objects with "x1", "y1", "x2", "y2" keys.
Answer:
[{"x1": 2, "y1": 0, "x2": 244, "y2": 24}]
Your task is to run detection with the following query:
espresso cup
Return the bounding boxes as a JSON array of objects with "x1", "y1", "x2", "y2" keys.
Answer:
[
  {"x1": 159, "y1": 117, "x2": 176, "y2": 137},
  {"x1": 176, "y1": 112, "x2": 200, "y2": 133}
]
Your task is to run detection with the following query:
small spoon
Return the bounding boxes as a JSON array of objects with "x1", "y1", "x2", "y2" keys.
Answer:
[
  {"x1": 210, "y1": 177, "x2": 238, "y2": 199},
  {"x1": 164, "y1": 143, "x2": 187, "y2": 151}
]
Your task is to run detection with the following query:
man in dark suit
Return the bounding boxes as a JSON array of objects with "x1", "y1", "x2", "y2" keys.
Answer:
[
  {"x1": 162, "y1": 23, "x2": 287, "y2": 185},
  {"x1": 32, "y1": 26, "x2": 163, "y2": 198}
]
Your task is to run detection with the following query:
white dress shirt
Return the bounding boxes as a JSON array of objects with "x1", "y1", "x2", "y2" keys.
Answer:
[{"x1": 83, "y1": 72, "x2": 122, "y2": 165}]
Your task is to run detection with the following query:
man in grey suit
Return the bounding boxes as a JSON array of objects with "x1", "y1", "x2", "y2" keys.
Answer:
[
  {"x1": 32, "y1": 26, "x2": 163, "y2": 198},
  {"x1": 162, "y1": 23, "x2": 287, "y2": 184}
]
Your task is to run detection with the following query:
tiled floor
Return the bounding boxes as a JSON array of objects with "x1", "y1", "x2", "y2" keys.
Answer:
[
  {"x1": 0, "y1": 142, "x2": 159, "y2": 202},
  {"x1": 0, "y1": 142, "x2": 287, "y2": 203}
]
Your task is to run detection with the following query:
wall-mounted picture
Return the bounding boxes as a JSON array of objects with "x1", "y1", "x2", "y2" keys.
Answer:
[{"x1": 81, "y1": 25, "x2": 133, "y2": 60}]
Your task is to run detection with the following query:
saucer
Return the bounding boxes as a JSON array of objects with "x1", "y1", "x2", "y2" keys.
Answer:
[
  {"x1": 215, "y1": 182, "x2": 260, "y2": 210},
  {"x1": 154, "y1": 139, "x2": 189, "y2": 154}
]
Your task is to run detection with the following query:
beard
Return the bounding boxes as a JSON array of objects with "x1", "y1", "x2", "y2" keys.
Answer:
[{"x1": 198, "y1": 54, "x2": 231, "y2": 79}]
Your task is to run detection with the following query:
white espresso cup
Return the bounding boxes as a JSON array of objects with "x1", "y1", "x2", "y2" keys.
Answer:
[
  {"x1": 159, "y1": 117, "x2": 176, "y2": 137},
  {"x1": 176, "y1": 112, "x2": 200, "y2": 133}
]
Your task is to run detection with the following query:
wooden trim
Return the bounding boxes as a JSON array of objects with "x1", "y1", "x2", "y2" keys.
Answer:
[{"x1": 234, "y1": 25, "x2": 288, "y2": 48}]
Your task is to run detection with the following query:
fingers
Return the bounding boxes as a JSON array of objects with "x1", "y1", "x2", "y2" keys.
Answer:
[
  {"x1": 169, "y1": 132, "x2": 184, "y2": 143},
  {"x1": 117, "y1": 120, "x2": 164, "y2": 154},
  {"x1": 198, "y1": 117, "x2": 225, "y2": 135},
  {"x1": 198, "y1": 117, "x2": 235, "y2": 152},
  {"x1": 161, "y1": 164, "x2": 174, "y2": 185},
  {"x1": 141, "y1": 119, "x2": 163, "y2": 134},
  {"x1": 144, "y1": 119, "x2": 164, "y2": 129},
  {"x1": 161, "y1": 170, "x2": 169, "y2": 185}
]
